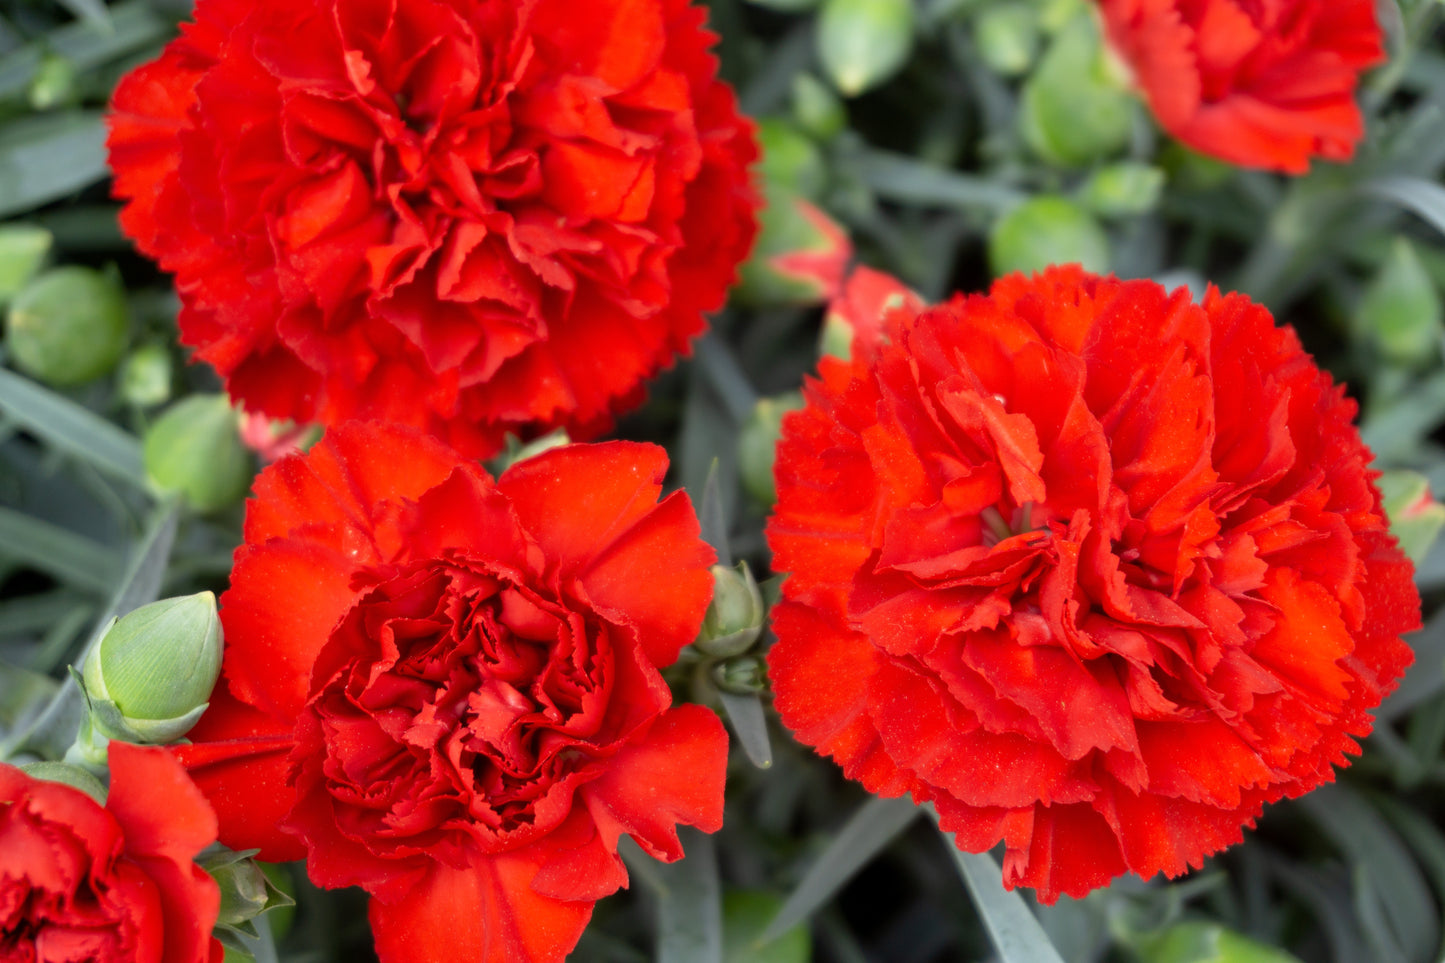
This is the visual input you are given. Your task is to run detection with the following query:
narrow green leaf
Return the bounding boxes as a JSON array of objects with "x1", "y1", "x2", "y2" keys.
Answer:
[
  {"x1": 718, "y1": 690, "x2": 772, "y2": 769},
  {"x1": 694, "y1": 332, "x2": 758, "y2": 424},
  {"x1": 697, "y1": 460, "x2": 731, "y2": 568},
  {"x1": 946, "y1": 845, "x2": 1067, "y2": 963},
  {"x1": 0, "y1": 366, "x2": 147, "y2": 488},
  {"x1": 0, "y1": 1, "x2": 169, "y2": 99},
  {"x1": 3, "y1": 502, "x2": 178, "y2": 761},
  {"x1": 628, "y1": 828, "x2": 724, "y2": 963},
  {"x1": 0, "y1": 591, "x2": 91, "y2": 638},
  {"x1": 0, "y1": 506, "x2": 120, "y2": 592},
  {"x1": 51, "y1": 0, "x2": 111, "y2": 29},
  {"x1": 1378, "y1": 607, "x2": 1445, "y2": 720},
  {"x1": 855, "y1": 148, "x2": 1026, "y2": 211},
  {"x1": 761, "y1": 795, "x2": 920, "y2": 942},
  {"x1": 1298, "y1": 784, "x2": 1437, "y2": 963},
  {"x1": 0, "y1": 660, "x2": 58, "y2": 737},
  {"x1": 0, "y1": 112, "x2": 108, "y2": 219},
  {"x1": 1363, "y1": 176, "x2": 1445, "y2": 238},
  {"x1": 1371, "y1": 792, "x2": 1445, "y2": 961}
]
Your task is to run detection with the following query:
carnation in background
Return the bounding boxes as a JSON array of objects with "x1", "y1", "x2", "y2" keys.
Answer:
[
  {"x1": 1, "y1": 743, "x2": 221, "y2": 963},
  {"x1": 175, "y1": 423, "x2": 727, "y2": 963},
  {"x1": 107, "y1": 0, "x2": 758, "y2": 457},
  {"x1": 767, "y1": 265, "x2": 1420, "y2": 901},
  {"x1": 1095, "y1": 0, "x2": 1384, "y2": 173}
]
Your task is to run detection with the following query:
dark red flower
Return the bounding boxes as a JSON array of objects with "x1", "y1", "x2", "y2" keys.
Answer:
[
  {"x1": 766, "y1": 266, "x2": 1418, "y2": 902},
  {"x1": 1095, "y1": 0, "x2": 1383, "y2": 173},
  {"x1": 107, "y1": 0, "x2": 758, "y2": 458},
  {"x1": 1, "y1": 743, "x2": 221, "y2": 963},
  {"x1": 175, "y1": 422, "x2": 726, "y2": 962}
]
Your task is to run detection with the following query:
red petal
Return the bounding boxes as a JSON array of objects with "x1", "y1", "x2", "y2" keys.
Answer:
[
  {"x1": 222, "y1": 538, "x2": 361, "y2": 721},
  {"x1": 579, "y1": 704, "x2": 728, "y2": 862},
  {"x1": 369, "y1": 858, "x2": 593, "y2": 963}
]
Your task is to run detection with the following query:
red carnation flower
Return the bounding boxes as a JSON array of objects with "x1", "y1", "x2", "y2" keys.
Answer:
[
  {"x1": 107, "y1": 0, "x2": 758, "y2": 458},
  {"x1": 1095, "y1": 0, "x2": 1383, "y2": 173},
  {"x1": 1, "y1": 743, "x2": 221, "y2": 963},
  {"x1": 767, "y1": 266, "x2": 1418, "y2": 902},
  {"x1": 175, "y1": 423, "x2": 726, "y2": 963}
]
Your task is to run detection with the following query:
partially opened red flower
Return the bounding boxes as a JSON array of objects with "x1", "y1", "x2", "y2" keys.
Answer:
[
  {"x1": 767, "y1": 265, "x2": 1418, "y2": 902},
  {"x1": 108, "y1": 0, "x2": 758, "y2": 458},
  {"x1": 175, "y1": 423, "x2": 726, "y2": 962},
  {"x1": 1095, "y1": 0, "x2": 1383, "y2": 173},
  {"x1": 1, "y1": 743, "x2": 221, "y2": 963}
]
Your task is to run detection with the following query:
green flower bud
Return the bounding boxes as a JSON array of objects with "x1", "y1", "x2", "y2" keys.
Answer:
[
  {"x1": 80, "y1": 591, "x2": 223, "y2": 745},
  {"x1": 1379, "y1": 470, "x2": 1445, "y2": 564},
  {"x1": 817, "y1": 0, "x2": 915, "y2": 97},
  {"x1": 736, "y1": 195, "x2": 851, "y2": 308},
  {"x1": 739, "y1": 393, "x2": 806, "y2": 505},
  {"x1": 118, "y1": 344, "x2": 174, "y2": 408},
  {"x1": 0, "y1": 225, "x2": 51, "y2": 304},
  {"x1": 974, "y1": 3, "x2": 1040, "y2": 77},
  {"x1": 206, "y1": 852, "x2": 271, "y2": 928},
  {"x1": 6, "y1": 265, "x2": 129, "y2": 386},
  {"x1": 712, "y1": 654, "x2": 767, "y2": 695},
  {"x1": 989, "y1": 195, "x2": 1110, "y2": 277},
  {"x1": 200, "y1": 847, "x2": 297, "y2": 951},
  {"x1": 1358, "y1": 238, "x2": 1443, "y2": 368},
  {"x1": 697, "y1": 562, "x2": 767, "y2": 658},
  {"x1": 144, "y1": 395, "x2": 254, "y2": 512},
  {"x1": 792, "y1": 73, "x2": 847, "y2": 141},
  {"x1": 29, "y1": 54, "x2": 77, "y2": 111},
  {"x1": 1019, "y1": 13, "x2": 1134, "y2": 167},
  {"x1": 757, "y1": 119, "x2": 829, "y2": 201},
  {"x1": 1078, "y1": 162, "x2": 1166, "y2": 218}
]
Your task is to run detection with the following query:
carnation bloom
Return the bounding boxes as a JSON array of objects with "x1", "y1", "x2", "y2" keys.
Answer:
[
  {"x1": 175, "y1": 423, "x2": 726, "y2": 963},
  {"x1": 107, "y1": 0, "x2": 758, "y2": 458},
  {"x1": 1094, "y1": 0, "x2": 1384, "y2": 173},
  {"x1": 767, "y1": 266, "x2": 1418, "y2": 902},
  {"x1": 1, "y1": 743, "x2": 221, "y2": 963}
]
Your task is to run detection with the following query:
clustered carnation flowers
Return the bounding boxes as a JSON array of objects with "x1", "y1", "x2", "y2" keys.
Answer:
[
  {"x1": 1, "y1": 743, "x2": 221, "y2": 963},
  {"x1": 107, "y1": 0, "x2": 758, "y2": 457},
  {"x1": 1095, "y1": 0, "x2": 1384, "y2": 173},
  {"x1": 767, "y1": 266, "x2": 1419, "y2": 901},
  {"x1": 174, "y1": 423, "x2": 726, "y2": 962}
]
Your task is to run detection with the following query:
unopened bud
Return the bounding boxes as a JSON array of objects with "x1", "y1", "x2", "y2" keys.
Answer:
[
  {"x1": 6, "y1": 265, "x2": 129, "y2": 386},
  {"x1": 739, "y1": 393, "x2": 806, "y2": 506},
  {"x1": 1359, "y1": 238, "x2": 1443, "y2": 368},
  {"x1": 989, "y1": 195, "x2": 1110, "y2": 277},
  {"x1": 0, "y1": 225, "x2": 51, "y2": 304},
  {"x1": 974, "y1": 3, "x2": 1040, "y2": 77},
  {"x1": 792, "y1": 73, "x2": 847, "y2": 141},
  {"x1": 757, "y1": 119, "x2": 829, "y2": 201},
  {"x1": 145, "y1": 395, "x2": 254, "y2": 512},
  {"x1": 817, "y1": 0, "x2": 915, "y2": 97},
  {"x1": 118, "y1": 344, "x2": 174, "y2": 408},
  {"x1": 1379, "y1": 470, "x2": 1445, "y2": 564},
  {"x1": 29, "y1": 54, "x2": 77, "y2": 111},
  {"x1": 697, "y1": 562, "x2": 767, "y2": 657},
  {"x1": 1019, "y1": 13, "x2": 1134, "y2": 167},
  {"x1": 712, "y1": 654, "x2": 767, "y2": 695},
  {"x1": 1078, "y1": 162, "x2": 1165, "y2": 218},
  {"x1": 80, "y1": 592, "x2": 223, "y2": 746},
  {"x1": 737, "y1": 197, "x2": 851, "y2": 307}
]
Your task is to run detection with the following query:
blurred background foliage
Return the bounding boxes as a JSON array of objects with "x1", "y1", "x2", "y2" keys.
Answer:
[{"x1": 4, "y1": 0, "x2": 1445, "y2": 960}]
